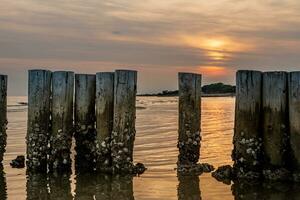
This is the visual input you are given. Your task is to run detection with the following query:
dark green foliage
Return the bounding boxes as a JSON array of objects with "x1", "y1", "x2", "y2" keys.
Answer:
[
  {"x1": 202, "y1": 82, "x2": 236, "y2": 94},
  {"x1": 138, "y1": 82, "x2": 235, "y2": 96}
]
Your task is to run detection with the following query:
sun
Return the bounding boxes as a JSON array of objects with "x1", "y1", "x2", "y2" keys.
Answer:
[{"x1": 204, "y1": 39, "x2": 226, "y2": 50}]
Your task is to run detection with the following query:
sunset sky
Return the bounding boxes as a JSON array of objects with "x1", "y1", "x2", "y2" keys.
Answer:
[{"x1": 1, "y1": 0, "x2": 300, "y2": 95}]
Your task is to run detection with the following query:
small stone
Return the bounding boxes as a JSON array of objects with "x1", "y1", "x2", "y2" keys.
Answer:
[
  {"x1": 10, "y1": 155, "x2": 25, "y2": 168},
  {"x1": 212, "y1": 165, "x2": 233, "y2": 185}
]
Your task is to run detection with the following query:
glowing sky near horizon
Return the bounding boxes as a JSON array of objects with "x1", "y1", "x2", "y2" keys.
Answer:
[{"x1": 1, "y1": 0, "x2": 300, "y2": 95}]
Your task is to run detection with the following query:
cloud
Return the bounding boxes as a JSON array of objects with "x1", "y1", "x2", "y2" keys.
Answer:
[{"x1": 1, "y1": 0, "x2": 300, "y2": 94}]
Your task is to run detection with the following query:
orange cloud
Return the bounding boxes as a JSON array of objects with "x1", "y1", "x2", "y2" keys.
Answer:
[
  {"x1": 181, "y1": 35, "x2": 253, "y2": 52},
  {"x1": 197, "y1": 66, "x2": 232, "y2": 77}
]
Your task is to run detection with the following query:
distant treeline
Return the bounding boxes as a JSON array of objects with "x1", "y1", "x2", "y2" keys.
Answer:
[{"x1": 138, "y1": 82, "x2": 236, "y2": 96}]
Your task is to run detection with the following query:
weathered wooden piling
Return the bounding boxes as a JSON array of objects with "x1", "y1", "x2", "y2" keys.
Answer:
[
  {"x1": 178, "y1": 175, "x2": 201, "y2": 200},
  {"x1": 177, "y1": 73, "x2": 201, "y2": 166},
  {"x1": 0, "y1": 168, "x2": 7, "y2": 199},
  {"x1": 49, "y1": 71, "x2": 74, "y2": 172},
  {"x1": 0, "y1": 75, "x2": 7, "y2": 164},
  {"x1": 49, "y1": 173, "x2": 72, "y2": 200},
  {"x1": 288, "y1": 72, "x2": 300, "y2": 171},
  {"x1": 27, "y1": 70, "x2": 51, "y2": 172},
  {"x1": 111, "y1": 175, "x2": 134, "y2": 200},
  {"x1": 95, "y1": 72, "x2": 114, "y2": 171},
  {"x1": 111, "y1": 70, "x2": 137, "y2": 173},
  {"x1": 233, "y1": 70, "x2": 263, "y2": 178},
  {"x1": 74, "y1": 173, "x2": 111, "y2": 199},
  {"x1": 74, "y1": 74, "x2": 96, "y2": 171},
  {"x1": 26, "y1": 172, "x2": 49, "y2": 199},
  {"x1": 231, "y1": 181, "x2": 263, "y2": 200},
  {"x1": 262, "y1": 71, "x2": 289, "y2": 168}
]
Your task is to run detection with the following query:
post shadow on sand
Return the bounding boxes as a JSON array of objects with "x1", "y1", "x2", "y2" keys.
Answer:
[
  {"x1": 231, "y1": 180, "x2": 300, "y2": 200},
  {"x1": 0, "y1": 165, "x2": 7, "y2": 200},
  {"x1": 74, "y1": 172, "x2": 134, "y2": 200},
  {"x1": 177, "y1": 175, "x2": 201, "y2": 200},
  {"x1": 26, "y1": 171, "x2": 72, "y2": 200}
]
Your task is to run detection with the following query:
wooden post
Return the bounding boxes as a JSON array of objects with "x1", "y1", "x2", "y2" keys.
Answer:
[
  {"x1": 233, "y1": 70, "x2": 263, "y2": 178},
  {"x1": 49, "y1": 71, "x2": 74, "y2": 172},
  {"x1": 74, "y1": 74, "x2": 96, "y2": 171},
  {"x1": 178, "y1": 175, "x2": 201, "y2": 200},
  {"x1": 27, "y1": 70, "x2": 51, "y2": 172},
  {"x1": 0, "y1": 75, "x2": 7, "y2": 164},
  {"x1": 111, "y1": 175, "x2": 134, "y2": 200},
  {"x1": 49, "y1": 173, "x2": 72, "y2": 200},
  {"x1": 232, "y1": 181, "x2": 263, "y2": 200},
  {"x1": 95, "y1": 72, "x2": 114, "y2": 171},
  {"x1": 177, "y1": 73, "x2": 201, "y2": 166},
  {"x1": 288, "y1": 72, "x2": 300, "y2": 171},
  {"x1": 262, "y1": 71, "x2": 289, "y2": 168},
  {"x1": 26, "y1": 172, "x2": 49, "y2": 199},
  {"x1": 0, "y1": 168, "x2": 6, "y2": 199},
  {"x1": 74, "y1": 173, "x2": 111, "y2": 199},
  {"x1": 111, "y1": 70, "x2": 137, "y2": 173}
]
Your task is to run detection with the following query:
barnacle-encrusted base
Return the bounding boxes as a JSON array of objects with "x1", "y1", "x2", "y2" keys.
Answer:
[
  {"x1": 232, "y1": 132, "x2": 263, "y2": 178},
  {"x1": 26, "y1": 122, "x2": 49, "y2": 172},
  {"x1": 111, "y1": 129, "x2": 136, "y2": 174},
  {"x1": 177, "y1": 130, "x2": 201, "y2": 166},
  {"x1": 74, "y1": 123, "x2": 96, "y2": 171},
  {"x1": 49, "y1": 128, "x2": 73, "y2": 172},
  {"x1": 94, "y1": 136, "x2": 111, "y2": 172},
  {"x1": 0, "y1": 120, "x2": 7, "y2": 163}
]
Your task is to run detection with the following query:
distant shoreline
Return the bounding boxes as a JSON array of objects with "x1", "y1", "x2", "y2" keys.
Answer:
[{"x1": 137, "y1": 93, "x2": 235, "y2": 97}]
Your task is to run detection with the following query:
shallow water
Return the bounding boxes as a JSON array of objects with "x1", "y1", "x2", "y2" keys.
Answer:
[{"x1": 1, "y1": 96, "x2": 296, "y2": 199}]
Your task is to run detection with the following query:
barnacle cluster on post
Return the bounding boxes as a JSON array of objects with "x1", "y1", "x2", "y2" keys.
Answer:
[
  {"x1": 111, "y1": 129, "x2": 135, "y2": 173},
  {"x1": 26, "y1": 122, "x2": 49, "y2": 171},
  {"x1": 177, "y1": 129, "x2": 201, "y2": 166},
  {"x1": 49, "y1": 127, "x2": 73, "y2": 171},
  {"x1": 94, "y1": 136, "x2": 111, "y2": 172},
  {"x1": 232, "y1": 132, "x2": 263, "y2": 179}
]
